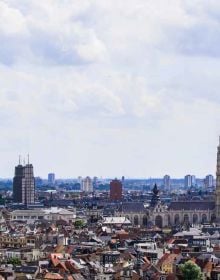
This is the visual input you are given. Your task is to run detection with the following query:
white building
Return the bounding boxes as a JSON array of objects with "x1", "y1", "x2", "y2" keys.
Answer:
[
  {"x1": 205, "y1": 174, "x2": 214, "y2": 188},
  {"x1": 184, "y1": 175, "x2": 196, "y2": 188},
  {"x1": 9, "y1": 207, "x2": 76, "y2": 223},
  {"x1": 102, "y1": 216, "x2": 131, "y2": 226},
  {"x1": 81, "y1": 176, "x2": 93, "y2": 192}
]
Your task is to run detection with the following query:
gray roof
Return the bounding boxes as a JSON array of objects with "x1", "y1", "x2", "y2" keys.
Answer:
[
  {"x1": 119, "y1": 202, "x2": 146, "y2": 213},
  {"x1": 168, "y1": 201, "x2": 215, "y2": 211}
]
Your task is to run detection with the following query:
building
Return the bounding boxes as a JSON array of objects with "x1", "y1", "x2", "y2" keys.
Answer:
[
  {"x1": 35, "y1": 177, "x2": 43, "y2": 187},
  {"x1": 205, "y1": 174, "x2": 214, "y2": 188},
  {"x1": 118, "y1": 184, "x2": 216, "y2": 228},
  {"x1": 81, "y1": 176, "x2": 93, "y2": 192},
  {"x1": 117, "y1": 138, "x2": 220, "y2": 227},
  {"x1": 110, "y1": 179, "x2": 122, "y2": 201},
  {"x1": 163, "y1": 175, "x2": 171, "y2": 190},
  {"x1": 9, "y1": 207, "x2": 76, "y2": 223},
  {"x1": 216, "y1": 137, "x2": 220, "y2": 218},
  {"x1": 157, "y1": 253, "x2": 179, "y2": 274},
  {"x1": 184, "y1": 175, "x2": 191, "y2": 188},
  {"x1": 102, "y1": 217, "x2": 131, "y2": 226},
  {"x1": 13, "y1": 162, "x2": 35, "y2": 205},
  {"x1": 93, "y1": 176, "x2": 98, "y2": 189},
  {"x1": 184, "y1": 175, "x2": 196, "y2": 188},
  {"x1": 48, "y1": 173, "x2": 55, "y2": 185},
  {"x1": 122, "y1": 176, "x2": 125, "y2": 187},
  {"x1": 191, "y1": 175, "x2": 196, "y2": 186}
]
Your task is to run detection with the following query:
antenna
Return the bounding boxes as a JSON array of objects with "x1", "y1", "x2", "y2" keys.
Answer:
[
  {"x1": 23, "y1": 158, "x2": 25, "y2": 165},
  {"x1": 19, "y1": 155, "x2": 21, "y2": 165},
  {"x1": 27, "y1": 154, "x2": 30, "y2": 164}
]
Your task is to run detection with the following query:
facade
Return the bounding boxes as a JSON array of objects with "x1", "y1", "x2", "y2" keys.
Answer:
[
  {"x1": 93, "y1": 176, "x2": 98, "y2": 189},
  {"x1": 191, "y1": 175, "x2": 196, "y2": 186},
  {"x1": 205, "y1": 174, "x2": 214, "y2": 188},
  {"x1": 122, "y1": 176, "x2": 125, "y2": 187},
  {"x1": 102, "y1": 216, "x2": 131, "y2": 226},
  {"x1": 9, "y1": 207, "x2": 76, "y2": 223},
  {"x1": 184, "y1": 174, "x2": 191, "y2": 187},
  {"x1": 0, "y1": 235, "x2": 40, "y2": 249},
  {"x1": 81, "y1": 176, "x2": 93, "y2": 192},
  {"x1": 13, "y1": 163, "x2": 35, "y2": 205},
  {"x1": 163, "y1": 175, "x2": 171, "y2": 190},
  {"x1": 216, "y1": 137, "x2": 220, "y2": 218},
  {"x1": 117, "y1": 138, "x2": 220, "y2": 228},
  {"x1": 0, "y1": 235, "x2": 26, "y2": 248},
  {"x1": 184, "y1": 174, "x2": 196, "y2": 188},
  {"x1": 110, "y1": 179, "x2": 122, "y2": 201},
  {"x1": 118, "y1": 187, "x2": 215, "y2": 228},
  {"x1": 48, "y1": 173, "x2": 55, "y2": 185}
]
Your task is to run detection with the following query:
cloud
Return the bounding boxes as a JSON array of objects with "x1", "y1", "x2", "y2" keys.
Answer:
[{"x1": 0, "y1": 0, "x2": 220, "y2": 177}]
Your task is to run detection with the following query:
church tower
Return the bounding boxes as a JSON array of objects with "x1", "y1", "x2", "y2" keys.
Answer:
[{"x1": 216, "y1": 137, "x2": 220, "y2": 217}]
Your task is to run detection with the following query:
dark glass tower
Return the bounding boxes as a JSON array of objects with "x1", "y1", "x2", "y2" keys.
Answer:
[
  {"x1": 13, "y1": 164, "x2": 23, "y2": 203},
  {"x1": 13, "y1": 163, "x2": 35, "y2": 205}
]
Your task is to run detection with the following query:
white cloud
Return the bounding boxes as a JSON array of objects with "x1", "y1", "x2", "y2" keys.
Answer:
[
  {"x1": 0, "y1": 1, "x2": 27, "y2": 35},
  {"x1": 0, "y1": 0, "x2": 220, "y2": 177}
]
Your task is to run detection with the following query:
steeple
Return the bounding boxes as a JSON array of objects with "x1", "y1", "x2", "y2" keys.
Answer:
[
  {"x1": 150, "y1": 184, "x2": 160, "y2": 208},
  {"x1": 216, "y1": 137, "x2": 220, "y2": 217}
]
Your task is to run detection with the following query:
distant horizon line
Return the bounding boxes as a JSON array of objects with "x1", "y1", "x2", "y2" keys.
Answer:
[{"x1": 0, "y1": 176, "x2": 216, "y2": 180}]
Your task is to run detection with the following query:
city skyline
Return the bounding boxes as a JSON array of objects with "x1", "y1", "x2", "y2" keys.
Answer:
[
  {"x1": 1, "y1": 1, "x2": 220, "y2": 177},
  {"x1": 0, "y1": 143, "x2": 219, "y2": 179},
  {"x1": 1, "y1": 162, "x2": 218, "y2": 181}
]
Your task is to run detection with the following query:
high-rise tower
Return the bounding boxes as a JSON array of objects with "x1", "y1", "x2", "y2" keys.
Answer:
[
  {"x1": 13, "y1": 163, "x2": 24, "y2": 203},
  {"x1": 13, "y1": 160, "x2": 35, "y2": 205},
  {"x1": 110, "y1": 179, "x2": 122, "y2": 201},
  {"x1": 163, "y1": 175, "x2": 171, "y2": 190},
  {"x1": 216, "y1": 137, "x2": 220, "y2": 217},
  {"x1": 81, "y1": 176, "x2": 93, "y2": 192},
  {"x1": 48, "y1": 173, "x2": 55, "y2": 185}
]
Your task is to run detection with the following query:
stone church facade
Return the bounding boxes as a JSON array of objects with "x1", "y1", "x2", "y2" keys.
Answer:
[{"x1": 117, "y1": 138, "x2": 220, "y2": 228}]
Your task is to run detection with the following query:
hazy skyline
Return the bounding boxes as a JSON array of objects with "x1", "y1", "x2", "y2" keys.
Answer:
[{"x1": 0, "y1": 1, "x2": 220, "y2": 178}]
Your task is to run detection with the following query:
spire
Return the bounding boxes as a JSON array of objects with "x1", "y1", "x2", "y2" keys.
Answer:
[
  {"x1": 27, "y1": 154, "x2": 29, "y2": 164},
  {"x1": 19, "y1": 155, "x2": 21, "y2": 165},
  {"x1": 153, "y1": 183, "x2": 159, "y2": 195},
  {"x1": 150, "y1": 184, "x2": 160, "y2": 207},
  {"x1": 216, "y1": 137, "x2": 220, "y2": 218}
]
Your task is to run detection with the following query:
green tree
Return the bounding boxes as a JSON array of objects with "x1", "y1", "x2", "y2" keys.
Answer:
[
  {"x1": 180, "y1": 260, "x2": 202, "y2": 280},
  {"x1": 8, "y1": 257, "x2": 21, "y2": 266},
  {"x1": 74, "y1": 219, "x2": 85, "y2": 228}
]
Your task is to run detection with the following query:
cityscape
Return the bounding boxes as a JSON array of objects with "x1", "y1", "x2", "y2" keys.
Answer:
[
  {"x1": 1, "y1": 1, "x2": 220, "y2": 280},
  {"x1": 0, "y1": 139, "x2": 217, "y2": 279}
]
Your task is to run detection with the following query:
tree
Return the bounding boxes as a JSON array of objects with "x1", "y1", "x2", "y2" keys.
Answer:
[
  {"x1": 74, "y1": 219, "x2": 85, "y2": 228},
  {"x1": 8, "y1": 257, "x2": 21, "y2": 266},
  {"x1": 180, "y1": 260, "x2": 202, "y2": 280}
]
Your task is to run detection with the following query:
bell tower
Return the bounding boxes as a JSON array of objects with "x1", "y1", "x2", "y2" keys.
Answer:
[{"x1": 216, "y1": 137, "x2": 220, "y2": 217}]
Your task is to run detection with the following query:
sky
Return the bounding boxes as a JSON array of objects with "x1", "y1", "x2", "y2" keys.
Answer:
[{"x1": 0, "y1": 0, "x2": 220, "y2": 178}]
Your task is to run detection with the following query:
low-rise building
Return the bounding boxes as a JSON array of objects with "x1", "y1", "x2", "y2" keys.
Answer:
[{"x1": 9, "y1": 207, "x2": 76, "y2": 223}]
